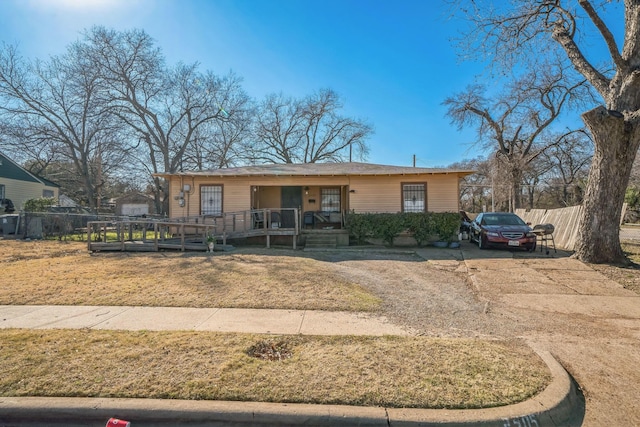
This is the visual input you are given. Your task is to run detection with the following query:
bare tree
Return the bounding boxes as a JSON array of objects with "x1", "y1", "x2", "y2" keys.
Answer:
[
  {"x1": 517, "y1": 155, "x2": 546, "y2": 209},
  {"x1": 251, "y1": 89, "x2": 372, "y2": 164},
  {"x1": 184, "y1": 94, "x2": 255, "y2": 170},
  {"x1": 82, "y1": 27, "x2": 251, "y2": 214},
  {"x1": 452, "y1": 0, "x2": 640, "y2": 263},
  {"x1": 451, "y1": 157, "x2": 493, "y2": 212},
  {"x1": 444, "y1": 65, "x2": 591, "y2": 209},
  {"x1": 0, "y1": 42, "x2": 127, "y2": 209},
  {"x1": 539, "y1": 130, "x2": 592, "y2": 207}
]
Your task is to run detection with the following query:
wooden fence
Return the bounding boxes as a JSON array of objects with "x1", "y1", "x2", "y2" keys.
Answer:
[
  {"x1": 515, "y1": 204, "x2": 627, "y2": 251},
  {"x1": 515, "y1": 206, "x2": 583, "y2": 251}
]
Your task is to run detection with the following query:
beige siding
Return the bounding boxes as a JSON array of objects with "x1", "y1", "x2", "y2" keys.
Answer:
[
  {"x1": 169, "y1": 177, "x2": 251, "y2": 217},
  {"x1": 257, "y1": 186, "x2": 281, "y2": 209},
  {"x1": 349, "y1": 176, "x2": 401, "y2": 213},
  {"x1": 165, "y1": 173, "x2": 461, "y2": 218},
  {"x1": 222, "y1": 180, "x2": 252, "y2": 212},
  {"x1": 348, "y1": 174, "x2": 460, "y2": 213},
  {"x1": 0, "y1": 178, "x2": 59, "y2": 211},
  {"x1": 303, "y1": 186, "x2": 319, "y2": 212},
  {"x1": 427, "y1": 174, "x2": 460, "y2": 212}
]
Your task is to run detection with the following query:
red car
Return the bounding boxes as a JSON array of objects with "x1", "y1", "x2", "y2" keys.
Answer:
[{"x1": 469, "y1": 212, "x2": 537, "y2": 251}]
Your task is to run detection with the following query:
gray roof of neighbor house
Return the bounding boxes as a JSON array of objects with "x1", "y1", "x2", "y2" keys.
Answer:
[{"x1": 155, "y1": 162, "x2": 475, "y2": 178}]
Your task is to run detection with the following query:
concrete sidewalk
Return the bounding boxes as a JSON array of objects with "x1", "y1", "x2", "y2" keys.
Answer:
[
  {"x1": 0, "y1": 303, "x2": 584, "y2": 427},
  {"x1": 0, "y1": 244, "x2": 596, "y2": 426},
  {"x1": 0, "y1": 305, "x2": 409, "y2": 336},
  {"x1": 462, "y1": 245, "x2": 640, "y2": 426}
]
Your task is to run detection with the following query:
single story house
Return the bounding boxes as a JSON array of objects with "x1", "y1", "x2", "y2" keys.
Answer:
[
  {"x1": 156, "y1": 162, "x2": 473, "y2": 229},
  {"x1": 0, "y1": 152, "x2": 59, "y2": 212}
]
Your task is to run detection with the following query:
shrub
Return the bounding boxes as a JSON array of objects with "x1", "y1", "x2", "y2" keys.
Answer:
[
  {"x1": 345, "y1": 212, "x2": 460, "y2": 246},
  {"x1": 23, "y1": 197, "x2": 56, "y2": 212},
  {"x1": 345, "y1": 212, "x2": 375, "y2": 244},
  {"x1": 372, "y1": 213, "x2": 406, "y2": 247},
  {"x1": 626, "y1": 186, "x2": 640, "y2": 210},
  {"x1": 405, "y1": 212, "x2": 435, "y2": 247},
  {"x1": 432, "y1": 212, "x2": 460, "y2": 242}
]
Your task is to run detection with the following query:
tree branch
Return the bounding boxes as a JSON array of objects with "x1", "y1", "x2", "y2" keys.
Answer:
[
  {"x1": 552, "y1": 21, "x2": 610, "y2": 96},
  {"x1": 578, "y1": 0, "x2": 625, "y2": 70}
]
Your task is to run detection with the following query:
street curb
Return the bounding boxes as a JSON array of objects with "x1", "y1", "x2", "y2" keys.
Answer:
[
  {"x1": 387, "y1": 350, "x2": 584, "y2": 426},
  {"x1": 0, "y1": 350, "x2": 583, "y2": 427}
]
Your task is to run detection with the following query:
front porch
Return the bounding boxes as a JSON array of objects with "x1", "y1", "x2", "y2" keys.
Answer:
[
  {"x1": 252, "y1": 185, "x2": 348, "y2": 230},
  {"x1": 86, "y1": 208, "x2": 351, "y2": 252}
]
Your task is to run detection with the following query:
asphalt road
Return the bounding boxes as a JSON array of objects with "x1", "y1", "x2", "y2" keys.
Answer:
[{"x1": 620, "y1": 225, "x2": 640, "y2": 241}]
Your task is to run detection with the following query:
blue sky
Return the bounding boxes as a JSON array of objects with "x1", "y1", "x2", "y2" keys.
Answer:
[{"x1": 0, "y1": 0, "x2": 617, "y2": 168}]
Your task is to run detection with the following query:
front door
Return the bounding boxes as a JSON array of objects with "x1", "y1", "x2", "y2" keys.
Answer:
[{"x1": 281, "y1": 186, "x2": 302, "y2": 228}]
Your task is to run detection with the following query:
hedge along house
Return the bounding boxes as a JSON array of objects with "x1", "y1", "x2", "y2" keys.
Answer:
[
  {"x1": 0, "y1": 152, "x2": 59, "y2": 212},
  {"x1": 155, "y1": 162, "x2": 474, "y2": 248}
]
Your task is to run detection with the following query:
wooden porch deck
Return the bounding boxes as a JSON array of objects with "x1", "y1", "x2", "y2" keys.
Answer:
[{"x1": 87, "y1": 208, "x2": 301, "y2": 252}]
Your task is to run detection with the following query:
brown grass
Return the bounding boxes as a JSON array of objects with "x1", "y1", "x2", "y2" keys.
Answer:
[
  {"x1": 588, "y1": 241, "x2": 640, "y2": 295},
  {"x1": 0, "y1": 240, "x2": 380, "y2": 311},
  {"x1": 0, "y1": 239, "x2": 552, "y2": 408},
  {"x1": 0, "y1": 329, "x2": 550, "y2": 409}
]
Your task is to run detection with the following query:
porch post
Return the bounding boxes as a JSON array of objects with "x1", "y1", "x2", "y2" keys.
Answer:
[{"x1": 293, "y1": 208, "x2": 298, "y2": 249}]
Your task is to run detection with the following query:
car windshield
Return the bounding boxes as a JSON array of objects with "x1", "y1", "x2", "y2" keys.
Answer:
[{"x1": 482, "y1": 214, "x2": 526, "y2": 226}]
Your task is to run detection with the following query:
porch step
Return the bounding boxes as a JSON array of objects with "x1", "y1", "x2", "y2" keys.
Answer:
[{"x1": 304, "y1": 234, "x2": 338, "y2": 249}]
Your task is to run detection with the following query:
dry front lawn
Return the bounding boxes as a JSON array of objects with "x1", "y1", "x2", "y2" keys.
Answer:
[
  {"x1": 0, "y1": 240, "x2": 553, "y2": 409},
  {"x1": 588, "y1": 240, "x2": 640, "y2": 294},
  {"x1": 0, "y1": 329, "x2": 550, "y2": 409},
  {"x1": 0, "y1": 240, "x2": 380, "y2": 311}
]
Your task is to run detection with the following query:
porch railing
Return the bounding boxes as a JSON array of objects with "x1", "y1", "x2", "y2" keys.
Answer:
[
  {"x1": 222, "y1": 208, "x2": 299, "y2": 249},
  {"x1": 87, "y1": 208, "x2": 300, "y2": 251}
]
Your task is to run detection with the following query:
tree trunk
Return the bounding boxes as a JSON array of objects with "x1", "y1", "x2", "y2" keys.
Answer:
[
  {"x1": 81, "y1": 168, "x2": 97, "y2": 211},
  {"x1": 152, "y1": 177, "x2": 168, "y2": 216},
  {"x1": 510, "y1": 167, "x2": 523, "y2": 211},
  {"x1": 574, "y1": 106, "x2": 640, "y2": 263}
]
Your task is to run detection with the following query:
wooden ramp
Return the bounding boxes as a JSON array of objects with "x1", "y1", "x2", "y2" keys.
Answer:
[{"x1": 87, "y1": 208, "x2": 300, "y2": 252}]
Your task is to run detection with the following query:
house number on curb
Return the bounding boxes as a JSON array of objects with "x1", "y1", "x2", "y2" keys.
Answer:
[{"x1": 502, "y1": 414, "x2": 539, "y2": 427}]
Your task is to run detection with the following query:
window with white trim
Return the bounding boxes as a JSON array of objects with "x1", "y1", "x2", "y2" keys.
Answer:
[
  {"x1": 321, "y1": 188, "x2": 340, "y2": 212},
  {"x1": 0, "y1": 184, "x2": 4, "y2": 200},
  {"x1": 403, "y1": 183, "x2": 426, "y2": 212},
  {"x1": 43, "y1": 189, "x2": 54, "y2": 198},
  {"x1": 201, "y1": 185, "x2": 223, "y2": 216}
]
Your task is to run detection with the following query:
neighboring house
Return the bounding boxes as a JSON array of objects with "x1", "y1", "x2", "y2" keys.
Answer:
[
  {"x1": 58, "y1": 194, "x2": 81, "y2": 208},
  {"x1": 0, "y1": 152, "x2": 59, "y2": 211},
  {"x1": 156, "y1": 162, "x2": 474, "y2": 225},
  {"x1": 114, "y1": 192, "x2": 156, "y2": 217}
]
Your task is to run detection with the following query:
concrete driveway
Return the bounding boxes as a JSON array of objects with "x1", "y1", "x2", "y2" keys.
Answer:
[
  {"x1": 458, "y1": 242, "x2": 640, "y2": 427},
  {"x1": 1, "y1": 240, "x2": 638, "y2": 426}
]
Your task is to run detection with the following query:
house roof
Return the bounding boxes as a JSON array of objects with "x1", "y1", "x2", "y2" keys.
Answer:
[
  {"x1": 0, "y1": 152, "x2": 41, "y2": 183},
  {"x1": 155, "y1": 162, "x2": 475, "y2": 178},
  {"x1": 0, "y1": 152, "x2": 60, "y2": 187},
  {"x1": 114, "y1": 192, "x2": 155, "y2": 203}
]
